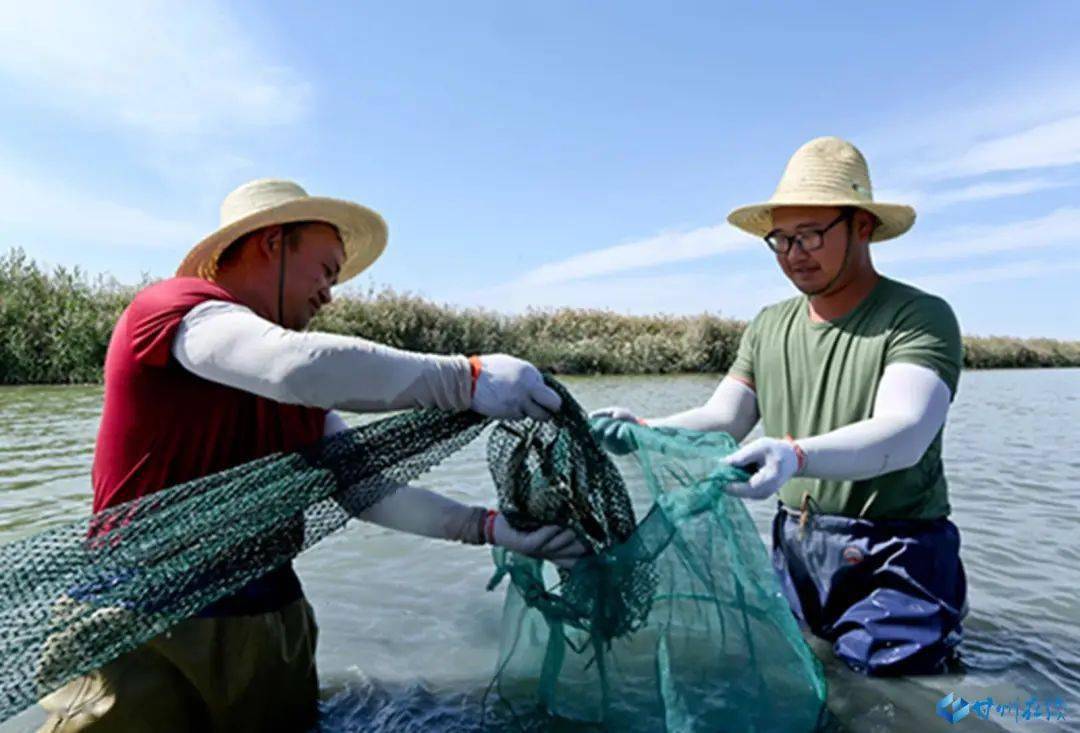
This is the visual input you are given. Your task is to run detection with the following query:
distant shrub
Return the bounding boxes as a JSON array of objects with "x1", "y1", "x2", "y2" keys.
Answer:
[
  {"x1": 1, "y1": 248, "x2": 1077, "y2": 384},
  {"x1": 962, "y1": 336, "x2": 1080, "y2": 369},
  {"x1": 0, "y1": 249, "x2": 137, "y2": 384}
]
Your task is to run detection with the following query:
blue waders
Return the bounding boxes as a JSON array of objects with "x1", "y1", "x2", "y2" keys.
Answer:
[{"x1": 771, "y1": 503, "x2": 967, "y2": 676}]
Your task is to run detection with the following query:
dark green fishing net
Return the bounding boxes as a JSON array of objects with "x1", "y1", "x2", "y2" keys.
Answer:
[
  {"x1": 0, "y1": 379, "x2": 825, "y2": 731},
  {"x1": 485, "y1": 384, "x2": 826, "y2": 731}
]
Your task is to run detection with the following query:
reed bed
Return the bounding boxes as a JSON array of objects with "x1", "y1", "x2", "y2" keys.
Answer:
[{"x1": 2, "y1": 249, "x2": 1077, "y2": 384}]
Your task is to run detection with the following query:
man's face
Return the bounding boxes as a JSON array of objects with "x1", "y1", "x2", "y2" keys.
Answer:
[
  {"x1": 281, "y1": 222, "x2": 344, "y2": 329},
  {"x1": 768, "y1": 206, "x2": 853, "y2": 296}
]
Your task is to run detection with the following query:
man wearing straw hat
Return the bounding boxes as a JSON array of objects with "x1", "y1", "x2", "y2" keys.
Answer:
[
  {"x1": 40, "y1": 179, "x2": 586, "y2": 731},
  {"x1": 594, "y1": 137, "x2": 966, "y2": 676}
]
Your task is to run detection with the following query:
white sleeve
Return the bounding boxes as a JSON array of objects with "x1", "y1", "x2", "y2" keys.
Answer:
[
  {"x1": 172, "y1": 300, "x2": 473, "y2": 413},
  {"x1": 322, "y1": 409, "x2": 485, "y2": 543},
  {"x1": 647, "y1": 376, "x2": 760, "y2": 442},
  {"x1": 324, "y1": 410, "x2": 350, "y2": 436},
  {"x1": 799, "y1": 362, "x2": 951, "y2": 481},
  {"x1": 353, "y1": 483, "x2": 485, "y2": 543}
]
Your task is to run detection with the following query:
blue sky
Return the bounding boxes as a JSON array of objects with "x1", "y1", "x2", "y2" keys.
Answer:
[{"x1": 2, "y1": 1, "x2": 1079, "y2": 338}]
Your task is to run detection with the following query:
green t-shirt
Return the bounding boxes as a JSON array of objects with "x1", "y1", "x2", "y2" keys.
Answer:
[{"x1": 729, "y1": 276, "x2": 962, "y2": 520}]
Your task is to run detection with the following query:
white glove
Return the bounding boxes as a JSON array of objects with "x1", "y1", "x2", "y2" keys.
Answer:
[
  {"x1": 489, "y1": 513, "x2": 586, "y2": 569},
  {"x1": 588, "y1": 406, "x2": 643, "y2": 423},
  {"x1": 588, "y1": 406, "x2": 645, "y2": 455},
  {"x1": 471, "y1": 354, "x2": 562, "y2": 421},
  {"x1": 723, "y1": 437, "x2": 803, "y2": 500}
]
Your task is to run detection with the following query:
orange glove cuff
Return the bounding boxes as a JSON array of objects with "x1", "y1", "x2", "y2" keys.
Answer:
[
  {"x1": 784, "y1": 434, "x2": 807, "y2": 474},
  {"x1": 468, "y1": 355, "x2": 483, "y2": 397}
]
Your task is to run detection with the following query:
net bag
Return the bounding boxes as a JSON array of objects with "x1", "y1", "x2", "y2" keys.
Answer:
[{"x1": 485, "y1": 404, "x2": 826, "y2": 731}]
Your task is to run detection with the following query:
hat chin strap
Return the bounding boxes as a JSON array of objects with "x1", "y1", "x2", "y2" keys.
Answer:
[
  {"x1": 807, "y1": 225, "x2": 855, "y2": 298},
  {"x1": 277, "y1": 238, "x2": 287, "y2": 327}
]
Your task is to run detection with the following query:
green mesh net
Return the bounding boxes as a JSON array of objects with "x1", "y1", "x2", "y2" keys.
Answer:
[
  {"x1": 0, "y1": 407, "x2": 487, "y2": 723},
  {"x1": 0, "y1": 379, "x2": 825, "y2": 730},
  {"x1": 485, "y1": 405, "x2": 826, "y2": 732}
]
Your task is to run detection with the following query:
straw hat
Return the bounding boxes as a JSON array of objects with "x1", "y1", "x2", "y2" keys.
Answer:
[
  {"x1": 176, "y1": 178, "x2": 388, "y2": 282},
  {"x1": 727, "y1": 136, "x2": 915, "y2": 242}
]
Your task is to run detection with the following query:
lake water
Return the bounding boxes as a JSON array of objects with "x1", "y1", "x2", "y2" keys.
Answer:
[{"x1": 1, "y1": 369, "x2": 1077, "y2": 732}]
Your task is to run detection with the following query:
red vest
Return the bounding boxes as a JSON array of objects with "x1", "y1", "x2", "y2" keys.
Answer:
[{"x1": 93, "y1": 277, "x2": 327, "y2": 614}]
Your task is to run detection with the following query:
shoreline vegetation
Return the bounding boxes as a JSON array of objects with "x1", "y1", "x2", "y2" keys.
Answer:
[{"x1": 3, "y1": 248, "x2": 1079, "y2": 385}]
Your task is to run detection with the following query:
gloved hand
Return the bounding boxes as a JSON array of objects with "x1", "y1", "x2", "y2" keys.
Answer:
[
  {"x1": 471, "y1": 354, "x2": 562, "y2": 421},
  {"x1": 589, "y1": 406, "x2": 642, "y2": 423},
  {"x1": 723, "y1": 437, "x2": 804, "y2": 500},
  {"x1": 488, "y1": 512, "x2": 586, "y2": 569},
  {"x1": 588, "y1": 407, "x2": 646, "y2": 455}
]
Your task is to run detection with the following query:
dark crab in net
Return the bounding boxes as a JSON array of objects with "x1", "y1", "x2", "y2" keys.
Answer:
[
  {"x1": 485, "y1": 379, "x2": 658, "y2": 641},
  {"x1": 486, "y1": 380, "x2": 636, "y2": 556}
]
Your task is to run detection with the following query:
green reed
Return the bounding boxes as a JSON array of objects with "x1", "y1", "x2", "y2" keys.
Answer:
[
  {"x1": 0, "y1": 250, "x2": 136, "y2": 384},
  {"x1": 1, "y1": 248, "x2": 1077, "y2": 384}
]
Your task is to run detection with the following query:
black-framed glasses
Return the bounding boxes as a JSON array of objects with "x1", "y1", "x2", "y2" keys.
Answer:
[{"x1": 764, "y1": 210, "x2": 851, "y2": 255}]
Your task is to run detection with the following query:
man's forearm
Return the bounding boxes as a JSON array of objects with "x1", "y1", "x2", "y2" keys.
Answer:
[
  {"x1": 800, "y1": 415, "x2": 936, "y2": 481},
  {"x1": 324, "y1": 411, "x2": 485, "y2": 543},
  {"x1": 648, "y1": 376, "x2": 759, "y2": 441},
  {"x1": 173, "y1": 300, "x2": 472, "y2": 412},
  {"x1": 722, "y1": 363, "x2": 952, "y2": 499},
  {"x1": 799, "y1": 363, "x2": 950, "y2": 481},
  {"x1": 356, "y1": 483, "x2": 486, "y2": 544}
]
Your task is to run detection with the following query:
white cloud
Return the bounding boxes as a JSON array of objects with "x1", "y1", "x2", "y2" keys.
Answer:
[
  {"x1": 0, "y1": 1, "x2": 309, "y2": 137},
  {"x1": 514, "y1": 224, "x2": 754, "y2": 286},
  {"x1": 0, "y1": 161, "x2": 200, "y2": 247},
  {"x1": 481, "y1": 206, "x2": 1080, "y2": 318},
  {"x1": 461, "y1": 267, "x2": 787, "y2": 318},
  {"x1": 505, "y1": 181, "x2": 1079, "y2": 303},
  {"x1": 863, "y1": 66, "x2": 1080, "y2": 175},
  {"x1": 876, "y1": 206, "x2": 1080, "y2": 266},
  {"x1": 920, "y1": 115, "x2": 1080, "y2": 181},
  {"x1": 910, "y1": 258, "x2": 1080, "y2": 292},
  {"x1": 878, "y1": 176, "x2": 1076, "y2": 214},
  {"x1": 862, "y1": 68, "x2": 1080, "y2": 210},
  {"x1": 931, "y1": 177, "x2": 1073, "y2": 208},
  {"x1": 0, "y1": 1, "x2": 306, "y2": 252},
  {"x1": 507, "y1": 67, "x2": 1080, "y2": 300},
  {"x1": 494, "y1": 181, "x2": 1079, "y2": 313}
]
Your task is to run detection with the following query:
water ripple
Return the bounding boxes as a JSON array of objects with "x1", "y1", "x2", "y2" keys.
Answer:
[{"x1": 0, "y1": 369, "x2": 1077, "y2": 732}]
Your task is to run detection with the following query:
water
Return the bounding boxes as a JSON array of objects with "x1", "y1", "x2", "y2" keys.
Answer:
[{"x1": 1, "y1": 370, "x2": 1077, "y2": 732}]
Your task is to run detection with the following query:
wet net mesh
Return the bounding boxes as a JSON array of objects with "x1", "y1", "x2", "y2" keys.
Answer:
[
  {"x1": 486, "y1": 407, "x2": 826, "y2": 731},
  {"x1": 0, "y1": 379, "x2": 825, "y2": 730}
]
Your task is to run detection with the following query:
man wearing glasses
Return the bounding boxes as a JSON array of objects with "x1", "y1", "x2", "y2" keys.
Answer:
[{"x1": 593, "y1": 137, "x2": 966, "y2": 676}]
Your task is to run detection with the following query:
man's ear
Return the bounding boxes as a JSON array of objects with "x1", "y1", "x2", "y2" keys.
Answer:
[
  {"x1": 854, "y1": 210, "x2": 876, "y2": 244},
  {"x1": 252, "y1": 225, "x2": 285, "y2": 261}
]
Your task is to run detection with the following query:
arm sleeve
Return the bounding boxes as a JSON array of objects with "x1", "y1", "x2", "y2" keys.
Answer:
[
  {"x1": 172, "y1": 300, "x2": 473, "y2": 412},
  {"x1": 323, "y1": 409, "x2": 486, "y2": 543},
  {"x1": 354, "y1": 484, "x2": 486, "y2": 544},
  {"x1": 324, "y1": 410, "x2": 351, "y2": 436},
  {"x1": 798, "y1": 362, "x2": 951, "y2": 481},
  {"x1": 647, "y1": 376, "x2": 759, "y2": 441},
  {"x1": 127, "y1": 283, "x2": 233, "y2": 367},
  {"x1": 885, "y1": 295, "x2": 963, "y2": 399}
]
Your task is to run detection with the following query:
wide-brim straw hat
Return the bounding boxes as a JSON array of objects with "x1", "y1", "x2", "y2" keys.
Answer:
[
  {"x1": 176, "y1": 178, "x2": 388, "y2": 283},
  {"x1": 727, "y1": 136, "x2": 915, "y2": 243}
]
